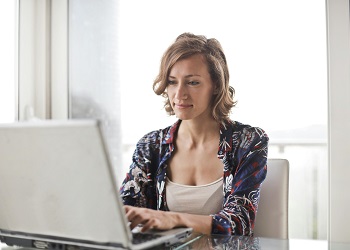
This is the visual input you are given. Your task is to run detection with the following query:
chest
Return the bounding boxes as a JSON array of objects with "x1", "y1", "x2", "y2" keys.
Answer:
[{"x1": 166, "y1": 144, "x2": 224, "y2": 186}]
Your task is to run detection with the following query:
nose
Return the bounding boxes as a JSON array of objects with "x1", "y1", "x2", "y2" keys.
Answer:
[{"x1": 174, "y1": 83, "x2": 187, "y2": 100}]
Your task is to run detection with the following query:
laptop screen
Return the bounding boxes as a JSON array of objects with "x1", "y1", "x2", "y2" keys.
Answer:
[{"x1": 0, "y1": 120, "x2": 131, "y2": 247}]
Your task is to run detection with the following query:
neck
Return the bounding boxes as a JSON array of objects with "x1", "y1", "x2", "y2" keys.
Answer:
[{"x1": 178, "y1": 118, "x2": 220, "y2": 145}]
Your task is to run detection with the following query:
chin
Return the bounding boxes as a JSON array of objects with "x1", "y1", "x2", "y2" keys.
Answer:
[{"x1": 175, "y1": 114, "x2": 191, "y2": 120}]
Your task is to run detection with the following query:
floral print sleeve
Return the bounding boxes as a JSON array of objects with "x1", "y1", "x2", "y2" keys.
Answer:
[
  {"x1": 119, "y1": 122, "x2": 176, "y2": 210},
  {"x1": 119, "y1": 130, "x2": 161, "y2": 209},
  {"x1": 211, "y1": 124, "x2": 269, "y2": 235}
]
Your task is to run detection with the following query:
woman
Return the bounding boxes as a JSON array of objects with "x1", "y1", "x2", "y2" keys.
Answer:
[{"x1": 120, "y1": 33, "x2": 269, "y2": 236}]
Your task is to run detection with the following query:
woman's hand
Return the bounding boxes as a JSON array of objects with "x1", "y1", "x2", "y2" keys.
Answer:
[
  {"x1": 124, "y1": 205, "x2": 180, "y2": 232},
  {"x1": 124, "y1": 205, "x2": 213, "y2": 234}
]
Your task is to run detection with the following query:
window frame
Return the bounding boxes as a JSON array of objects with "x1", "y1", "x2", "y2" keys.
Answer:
[
  {"x1": 326, "y1": 0, "x2": 350, "y2": 244},
  {"x1": 18, "y1": 0, "x2": 68, "y2": 121}
]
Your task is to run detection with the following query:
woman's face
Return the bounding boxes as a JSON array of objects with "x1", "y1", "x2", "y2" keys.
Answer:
[{"x1": 167, "y1": 54, "x2": 215, "y2": 122}]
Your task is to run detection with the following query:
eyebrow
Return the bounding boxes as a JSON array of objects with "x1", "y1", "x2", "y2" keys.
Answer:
[{"x1": 168, "y1": 74, "x2": 202, "y2": 78}]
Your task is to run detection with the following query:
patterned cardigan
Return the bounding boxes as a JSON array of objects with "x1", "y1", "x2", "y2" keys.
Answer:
[{"x1": 119, "y1": 119, "x2": 269, "y2": 235}]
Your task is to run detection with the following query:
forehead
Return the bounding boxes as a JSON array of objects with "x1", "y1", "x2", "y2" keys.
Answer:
[{"x1": 169, "y1": 54, "x2": 209, "y2": 76}]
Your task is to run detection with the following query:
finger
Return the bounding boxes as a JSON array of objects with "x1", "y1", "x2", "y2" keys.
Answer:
[
  {"x1": 129, "y1": 220, "x2": 142, "y2": 231},
  {"x1": 126, "y1": 210, "x2": 147, "y2": 230},
  {"x1": 125, "y1": 206, "x2": 143, "y2": 220},
  {"x1": 141, "y1": 218, "x2": 158, "y2": 232},
  {"x1": 140, "y1": 224, "x2": 152, "y2": 232},
  {"x1": 124, "y1": 205, "x2": 133, "y2": 214}
]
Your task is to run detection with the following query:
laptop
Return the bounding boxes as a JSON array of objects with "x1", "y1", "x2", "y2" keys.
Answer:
[{"x1": 0, "y1": 119, "x2": 192, "y2": 250}]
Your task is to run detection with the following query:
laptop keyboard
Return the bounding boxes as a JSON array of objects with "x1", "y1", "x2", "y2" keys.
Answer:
[{"x1": 132, "y1": 232, "x2": 162, "y2": 245}]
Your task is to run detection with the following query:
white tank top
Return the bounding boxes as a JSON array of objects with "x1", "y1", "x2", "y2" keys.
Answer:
[{"x1": 165, "y1": 177, "x2": 224, "y2": 215}]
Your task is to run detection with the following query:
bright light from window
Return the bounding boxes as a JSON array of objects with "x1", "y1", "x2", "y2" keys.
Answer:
[
  {"x1": 0, "y1": 1, "x2": 16, "y2": 123},
  {"x1": 117, "y1": 0, "x2": 327, "y2": 240},
  {"x1": 117, "y1": 0, "x2": 327, "y2": 142}
]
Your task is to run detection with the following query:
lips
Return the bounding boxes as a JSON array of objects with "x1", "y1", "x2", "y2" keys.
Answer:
[{"x1": 174, "y1": 103, "x2": 192, "y2": 109}]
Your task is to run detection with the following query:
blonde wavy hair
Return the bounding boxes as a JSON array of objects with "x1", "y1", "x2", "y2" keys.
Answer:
[{"x1": 153, "y1": 33, "x2": 236, "y2": 124}]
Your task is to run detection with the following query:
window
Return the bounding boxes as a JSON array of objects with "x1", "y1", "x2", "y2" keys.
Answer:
[
  {"x1": 69, "y1": 0, "x2": 122, "y2": 176},
  {"x1": 68, "y1": 0, "x2": 327, "y2": 239}
]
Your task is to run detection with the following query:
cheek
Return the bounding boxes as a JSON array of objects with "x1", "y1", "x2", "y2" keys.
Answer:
[
  {"x1": 166, "y1": 92, "x2": 174, "y2": 105},
  {"x1": 166, "y1": 88, "x2": 175, "y2": 99}
]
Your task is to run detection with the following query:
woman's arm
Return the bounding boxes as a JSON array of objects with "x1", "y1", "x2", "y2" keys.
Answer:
[
  {"x1": 211, "y1": 127, "x2": 269, "y2": 235},
  {"x1": 119, "y1": 130, "x2": 162, "y2": 208},
  {"x1": 124, "y1": 205, "x2": 212, "y2": 234}
]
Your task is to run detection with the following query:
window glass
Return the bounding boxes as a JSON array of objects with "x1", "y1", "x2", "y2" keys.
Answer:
[
  {"x1": 0, "y1": 1, "x2": 16, "y2": 123},
  {"x1": 69, "y1": 0, "x2": 122, "y2": 171},
  {"x1": 69, "y1": 0, "x2": 327, "y2": 240}
]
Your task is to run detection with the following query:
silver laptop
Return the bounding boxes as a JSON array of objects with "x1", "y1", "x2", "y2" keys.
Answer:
[{"x1": 0, "y1": 119, "x2": 192, "y2": 250}]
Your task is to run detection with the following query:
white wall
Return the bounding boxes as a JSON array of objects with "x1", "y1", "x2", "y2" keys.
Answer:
[{"x1": 327, "y1": 0, "x2": 350, "y2": 244}]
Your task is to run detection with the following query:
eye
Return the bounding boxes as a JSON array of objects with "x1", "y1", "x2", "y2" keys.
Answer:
[
  {"x1": 188, "y1": 81, "x2": 200, "y2": 86},
  {"x1": 167, "y1": 80, "x2": 176, "y2": 85}
]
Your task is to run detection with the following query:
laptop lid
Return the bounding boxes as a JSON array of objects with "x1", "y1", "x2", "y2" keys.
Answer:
[{"x1": 0, "y1": 120, "x2": 191, "y2": 250}]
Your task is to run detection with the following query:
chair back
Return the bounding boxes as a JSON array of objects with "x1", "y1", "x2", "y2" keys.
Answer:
[{"x1": 254, "y1": 158, "x2": 289, "y2": 239}]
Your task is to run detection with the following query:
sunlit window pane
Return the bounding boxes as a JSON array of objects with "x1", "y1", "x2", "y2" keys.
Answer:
[{"x1": 69, "y1": 0, "x2": 121, "y2": 172}]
